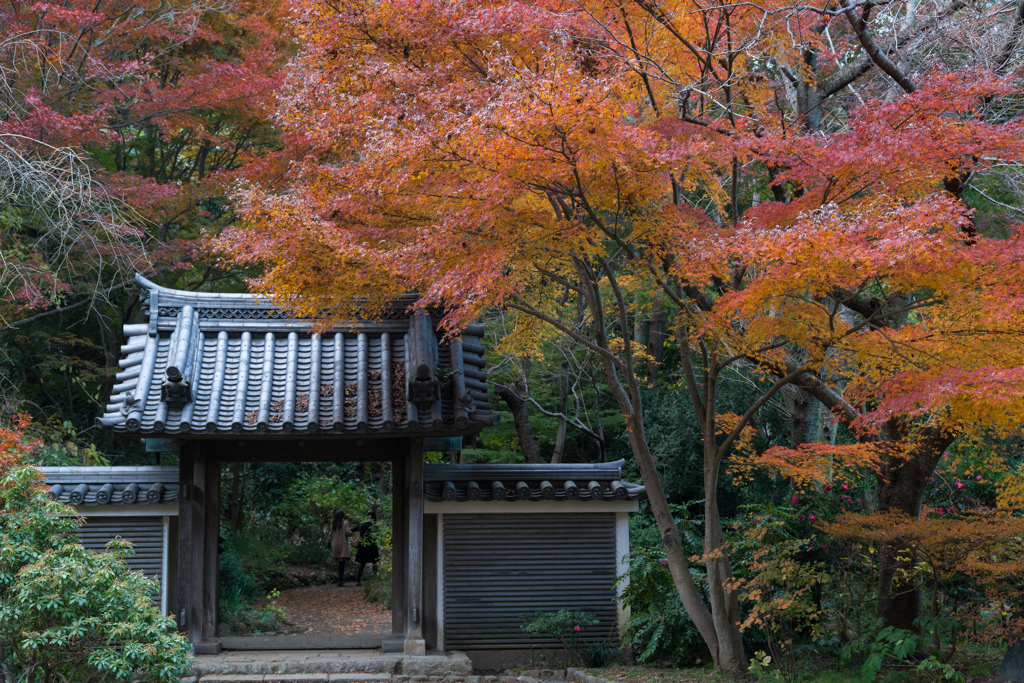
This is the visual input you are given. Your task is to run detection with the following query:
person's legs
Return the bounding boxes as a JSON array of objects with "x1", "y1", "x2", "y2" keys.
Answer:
[
  {"x1": 337, "y1": 560, "x2": 346, "y2": 586},
  {"x1": 356, "y1": 562, "x2": 366, "y2": 583}
]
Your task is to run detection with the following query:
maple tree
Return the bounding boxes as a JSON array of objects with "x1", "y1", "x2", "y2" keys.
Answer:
[
  {"x1": 0, "y1": 0, "x2": 290, "y2": 433},
  {"x1": 221, "y1": 0, "x2": 1024, "y2": 669},
  {"x1": 825, "y1": 510, "x2": 1024, "y2": 656}
]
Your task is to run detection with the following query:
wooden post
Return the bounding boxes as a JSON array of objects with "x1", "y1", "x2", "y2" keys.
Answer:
[
  {"x1": 405, "y1": 437, "x2": 426, "y2": 655},
  {"x1": 176, "y1": 445, "x2": 194, "y2": 636},
  {"x1": 392, "y1": 453, "x2": 407, "y2": 635},
  {"x1": 186, "y1": 449, "x2": 207, "y2": 646},
  {"x1": 202, "y1": 458, "x2": 220, "y2": 641}
]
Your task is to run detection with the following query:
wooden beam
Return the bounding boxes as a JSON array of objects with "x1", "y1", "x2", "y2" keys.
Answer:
[
  {"x1": 202, "y1": 458, "x2": 220, "y2": 641},
  {"x1": 210, "y1": 438, "x2": 407, "y2": 463},
  {"x1": 176, "y1": 445, "x2": 195, "y2": 636},
  {"x1": 405, "y1": 438, "x2": 425, "y2": 655}
]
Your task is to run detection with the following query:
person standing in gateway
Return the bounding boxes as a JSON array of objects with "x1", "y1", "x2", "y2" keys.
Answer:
[
  {"x1": 353, "y1": 510, "x2": 380, "y2": 585},
  {"x1": 329, "y1": 510, "x2": 352, "y2": 586}
]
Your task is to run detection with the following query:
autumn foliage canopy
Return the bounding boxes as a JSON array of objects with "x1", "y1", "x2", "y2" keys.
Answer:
[{"x1": 213, "y1": 0, "x2": 1024, "y2": 668}]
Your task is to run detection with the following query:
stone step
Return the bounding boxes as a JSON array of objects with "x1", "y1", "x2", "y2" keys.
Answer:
[
  {"x1": 185, "y1": 676, "x2": 573, "y2": 683},
  {"x1": 190, "y1": 651, "x2": 472, "y2": 680}
]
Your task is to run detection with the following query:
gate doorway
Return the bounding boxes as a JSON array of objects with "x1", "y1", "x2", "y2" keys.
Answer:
[
  {"x1": 216, "y1": 459, "x2": 393, "y2": 650},
  {"x1": 182, "y1": 438, "x2": 429, "y2": 654}
]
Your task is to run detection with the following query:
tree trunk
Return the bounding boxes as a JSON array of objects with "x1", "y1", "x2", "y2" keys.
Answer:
[
  {"x1": 874, "y1": 424, "x2": 954, "y2": 630},
  {"x1": 702, "y1": 355, "x2": 747, "y2": 671},
  {"x1": 647, "y1": 299, "x2": 665, "y2": 382},
  {"x1": 571, "y1": 260, "x2": 745, "y2": 672},
  {"x1": 495, "y1": 383, "x2": 542, "y2": 464},
  {"x1": 793, "y1": 373, "x2": 963, "y2": 632},
  {"x1": 227, "y1": 462, "x2": 246, "y2": 532},
  {"x1": 785, "y1": 386, "x2": 822, "y2": 447},
  {"x1": 551, "y1": 362, "x2": 568, "y2": 464}
]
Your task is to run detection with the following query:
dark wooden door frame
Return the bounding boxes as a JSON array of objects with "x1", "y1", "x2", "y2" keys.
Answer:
[{"x1": 176, "y1": 437, "x2": 426, "y2": 654}]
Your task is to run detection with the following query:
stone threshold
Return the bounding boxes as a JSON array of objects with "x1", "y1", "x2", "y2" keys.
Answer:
[{"x1": 183, "y1": 667, "x2": 620, "y2": 683}]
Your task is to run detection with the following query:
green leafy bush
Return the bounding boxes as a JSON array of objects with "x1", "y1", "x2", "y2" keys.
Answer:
[
  {"x1": 521, "y1": 609, "x2": 612, "y2": 666},
  {"x1": 619, "y1": 545, "x2": 709, "y2": 666},
  {"x1": 0, "y1": 465, "x2": 190, "y2": 683},
  {"x1": 619, "y1": 505, "x2": 709, "y2": 666}
]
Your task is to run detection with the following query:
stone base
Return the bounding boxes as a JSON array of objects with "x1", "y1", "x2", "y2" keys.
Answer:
[
  {"x1": 191, "y1": 649, "x2": 472, "y2": 679},
  {"x1": 403, "y1": 639, "x2": 426, "y2": 657},
  {"x1": 194, "y1": 641, "x2": 223, "y2": 655},
  {"x1": 381, "y1": 638, "x2": 404, "y2": 654}
]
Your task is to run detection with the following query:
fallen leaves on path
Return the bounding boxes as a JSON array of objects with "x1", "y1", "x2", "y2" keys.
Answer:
[{"x1": 267, "y1": 584, "x2": 392, "y2": 636}]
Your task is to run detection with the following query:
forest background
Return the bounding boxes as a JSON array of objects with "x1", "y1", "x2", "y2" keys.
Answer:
[{"x1": 2, "y1": 0, "x2": 1024, "y2": 677}]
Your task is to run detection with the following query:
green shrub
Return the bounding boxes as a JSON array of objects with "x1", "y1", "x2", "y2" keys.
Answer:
[
  {"x1": 0, "y1": 465, "x2": 190, "y2": 683},
  {"x1": 521, "y1": 609, "x2": 621, "y2": 666},
  {"x1": 619, "y1": 545, "x2": 710, "y2": 666},
  {"x1": 620, "y1": 506, "x2": 709, "y2": 666}
]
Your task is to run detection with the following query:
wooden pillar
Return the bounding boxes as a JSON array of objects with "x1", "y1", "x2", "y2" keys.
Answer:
[
  {"x1": 202, "y1": 459, "x2": 220, "y2": 641},
  {"x1": 392, "y1": 453, "x2": 407, "y2": 635},
  {"x1": 405, "y1": 438, "x2": 425, "y2": 655},
  {"x1": 189, "y1": 450, "x2": 207, "y2": 646},
  {"x1": 176, "y1": 443, "x2": 207, "y2": 647},
  {"x1": 176, "y1": 445, "x2": 194, "y2": 636}
]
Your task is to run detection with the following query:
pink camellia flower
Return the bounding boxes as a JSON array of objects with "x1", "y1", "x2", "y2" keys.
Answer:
[
  {"x1": 824, "y1": 485, "x2": 832, "y2": 492},
  {"x1": 808, "y1": 515, "x2": 817, "y2": 522},
  {"x1": 797, "y1": 514, "x2": 805, "y2": 520},
  {"x1": 956, "y1": 481, "x2": 965, "y2": 490},
  {"x1": 573, "y1": 626, "x2": 580, "y2": 633},
  {"x1": 938, "y1": 507, "x2": 946, "y2": 514},
  {"x1": 659, "y1": 560, "x2": 667, "y2": 566},
  {"x1": 943, "y1": 452, "x2": 950, "y2": 458},
  {"x1": 792, "y1": 495, "x2": 799, "y2": 504},
  {"x1": 841, "y1": 484, "x2": 849, "y2": 491},
  {"x1": 977, "y1": 475, "x2": 983, "y2": 481}
]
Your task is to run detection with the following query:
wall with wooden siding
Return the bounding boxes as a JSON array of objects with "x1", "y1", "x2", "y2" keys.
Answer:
[
  {"x1": 438, "y1": 513, "x2": 621, "y2": 651},
  {"x1": 75, "y1": 516, "x2": 170, "y2": 613}
]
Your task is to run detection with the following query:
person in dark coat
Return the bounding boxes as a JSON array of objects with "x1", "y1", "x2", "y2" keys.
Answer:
[
  {"x1": 353, "y1": 511, "x2": 380, "y2": 584},
  {"x1": 329, "y1": 509, "x2": 352, "y2": 586}
]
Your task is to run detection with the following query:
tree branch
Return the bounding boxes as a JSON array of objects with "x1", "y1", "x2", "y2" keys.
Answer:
[{"x1": 1, "y1": 281, "x2": 132, "y2": 332}]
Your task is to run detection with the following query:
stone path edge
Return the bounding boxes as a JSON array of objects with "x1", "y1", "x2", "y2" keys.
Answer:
[{"x1": 183, "y1": 668, "x2": 620, "y2": 683}]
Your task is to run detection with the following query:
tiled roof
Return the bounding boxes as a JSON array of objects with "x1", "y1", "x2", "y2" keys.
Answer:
[
  {"x1": 97, "y1": 275, "x2": 497, "y2": 436},
  {"x1": 423, "y1": 459, "x2": 646, "y2": 502},
  {"x1": 37, "y1": 466, "x2": 179, "y2": 506}
]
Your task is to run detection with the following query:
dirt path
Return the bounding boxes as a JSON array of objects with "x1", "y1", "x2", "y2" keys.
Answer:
[{"x1": 270, "y1": 584, "x2": 391, "y2": 636}]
